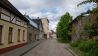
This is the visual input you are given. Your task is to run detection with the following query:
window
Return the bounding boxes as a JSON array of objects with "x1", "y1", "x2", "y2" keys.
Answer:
[
  {"x1": 0, "y1": 25, "x2": 3, "y2": 44},
  {"x1": 35, "y1": 34, "x2": 37, "y2": 40},
  {"x1": 17, "y1": 29, "x2": 20, "y2": 42},
  {"x1": 23, "y1": 30, "x2": 25, "y2": 41},
  {"x1": 0, "y1": 6, "x2": 2, "y2": 19},
  {"x1": 24, "y1": 22, "x2": 27, "y2": 25},
  {"x1": 29, "y1": 33, "x2": 32, "y2": 41},
  {"x1": 8, "y1": 27, "x2": 13, "y2": 43}
]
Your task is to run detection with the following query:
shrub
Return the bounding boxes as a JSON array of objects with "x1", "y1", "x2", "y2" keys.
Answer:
[
  {"x1": 70, "y1": 40, "x2": 80, "y2": 47},
  {"x1": 87, "y1": 42, "x2": 98, "y2": 56},
  {"x1": 71, "y1": 40, "x2": 98, "y2": 56},
  {"x1": 77, "y1": 40, "x2": 95, "y2": 52}
]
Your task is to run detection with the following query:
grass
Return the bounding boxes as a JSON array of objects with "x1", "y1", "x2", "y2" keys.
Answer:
[
  {"x1": 57, "y1": 38, "x2": 70, "y2": 43},
  {"x1": 70, "y1": 46, "x2": 87, "y2": 56},
  {"x1": 70, "y1": 40, "x2": 98, "y2": 56}
]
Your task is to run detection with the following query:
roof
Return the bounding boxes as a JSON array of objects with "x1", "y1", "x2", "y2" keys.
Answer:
[
  {"x1": 32, "y1": 19, "x2": 43, "y2": 31},
  {"x1": 25, "y1": 15, "x2": 38, "y2": 28},
  {"x1": 0, "y1": 0, "x2": 29, "y2": 22},
  {"x1": 70, "y1": 14, "x2": 86, "y2": 25},
  {"x1": 32, "y1": 19, "x2": 42, "y2": 25}
]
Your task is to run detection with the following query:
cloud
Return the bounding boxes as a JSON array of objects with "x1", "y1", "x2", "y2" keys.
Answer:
[{"x1": 9, "y1": 0, "x2": 95, "y2": 31}]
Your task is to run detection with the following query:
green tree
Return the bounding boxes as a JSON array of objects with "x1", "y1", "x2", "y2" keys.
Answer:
[
  {"x1": 56, "y1": 12, "x2": 72, "y2": 43},
  {"x1": 77, "y1": 0, "x2": 98, "y2": 13},
  {"x1": 78, "y1": 0, "x2": 98, "y2": 6}
]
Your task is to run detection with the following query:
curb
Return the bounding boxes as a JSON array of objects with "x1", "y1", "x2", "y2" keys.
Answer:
[
  {"x1": 0, "y1": 40, "x2": 43, "y2": 56},
  {"x1": 65, "y1": 47, "x2": 78, "y2": 56}
]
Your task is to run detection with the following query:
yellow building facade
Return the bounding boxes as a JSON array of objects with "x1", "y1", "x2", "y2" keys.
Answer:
[
  {"x1": 0, "y1": 0, "x2": 29, "y2": 54},
  {"x1": 0, "y1": 19, "x2": 27, "y2": 49},
  {"x1": 41, "y1": 18, "x2": 49, "y2": 39}
]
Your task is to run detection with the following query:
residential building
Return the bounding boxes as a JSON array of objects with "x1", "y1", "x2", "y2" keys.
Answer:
[
  {"x1": 70, "y1": 13, "x2": 97, "y2": 42},
  {"x1": 41, "y1": 18, "x2": 49, "y2": 39},
  {"x1": 49, "y1": 30, "x2": 56, "y2": 39},
  {"x1": 32, "y1": 18, "x2": 44, "y2": 40},
  {"x1": 0, "y1": 0, "x2": 29, "y2": 54},
  {"x1": 25, "y1": 15, "x2": 40, "y2": 43}
]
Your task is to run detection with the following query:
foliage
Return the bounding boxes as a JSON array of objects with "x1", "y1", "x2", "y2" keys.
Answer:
[
  {"x1": 83, "y1": 18, "x2": 98, "y2": 38},
  {"x1": 77, "y1": 40, "x2": 95, "y2": 52},
  {"x1": 70, "y1": 28, "x2": 76, "y2": 35},
  {"x1": 77, "y1": 0, "x2": 98, "y2": 6},
  {"x1": 71, "y1": 40, "x2": 98, "y2": 56},
  {"x1": 86, "y1": 42, "x2": 98, "y2": 56},
  {"x1": 56, "y1": 12, "x2": 72, "y2": 43},
  {"x1": 70, "y1": 40, "x2": 81, "y2": 47},
  {"x1": 71, "y1": 1, "x2": 98, "y2": 56},
  {"x1": 92, "y1": 6, "x2": 98, "y2": 13},
  {"x1": 84, "y1": 21, "x2": 93, "y2": 37},
  {"x1": 97, "y1": 13, "x2": 98, "y2": 20}
]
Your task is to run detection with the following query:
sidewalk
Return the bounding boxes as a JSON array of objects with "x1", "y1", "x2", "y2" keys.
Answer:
[{"x1": 1, "y1": 40, "x2": 43, "y2": 56}]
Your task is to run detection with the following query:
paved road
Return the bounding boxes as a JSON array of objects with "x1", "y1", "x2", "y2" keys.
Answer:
[{"x1": 23, "y1": 39, "x2": 74, "y2": 56}]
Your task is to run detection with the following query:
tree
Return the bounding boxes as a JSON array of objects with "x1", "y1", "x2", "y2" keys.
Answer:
[
  {"x1": 77, "y1": 0, "x2": 98, "y2": 14},
  {"x1": 78, "y1": 0, "x2": 98, "y2": 6},
  {"x1": 56, "y1": 12, "x2": 72, "y2": 42}
]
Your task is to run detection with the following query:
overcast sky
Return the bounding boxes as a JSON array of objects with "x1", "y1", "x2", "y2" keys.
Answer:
[{"x1": 9, "y1": 0, "x2": 95, "y2": 31}]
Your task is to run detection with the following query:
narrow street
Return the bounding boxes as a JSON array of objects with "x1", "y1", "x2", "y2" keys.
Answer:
[
  {"x1": 23, "y1": 39, "x2": 74, "y2": 56},
  {"x1": 0, "y1": 0, "x2": 97, "y2": 56}
]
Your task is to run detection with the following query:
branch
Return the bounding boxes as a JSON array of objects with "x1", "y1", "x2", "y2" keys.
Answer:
[{"x1": 77, "y1": 0, "x2": 94, "y2": 6}]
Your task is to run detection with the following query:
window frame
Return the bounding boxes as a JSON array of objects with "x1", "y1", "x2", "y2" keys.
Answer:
[
  {"x1": 17, "y1": 29, "x2": 21, "y2": 42},
  {"x1": 0, "y1": 25, "x2": 3, "y2": 45},
  {"x1": 0, "y1": 6, "x2": 2, "y2": 19},
  {"x1": 23, "y1": 30, "x2": 25, "y2": 41},
  {"x1": 8, "y1": 27, "x2": 13, "y2": 44}
]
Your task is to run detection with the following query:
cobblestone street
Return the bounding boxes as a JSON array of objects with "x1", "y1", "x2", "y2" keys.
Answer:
[{"x1": 23, "y1": 39, "x2": 74, "y2": 56}]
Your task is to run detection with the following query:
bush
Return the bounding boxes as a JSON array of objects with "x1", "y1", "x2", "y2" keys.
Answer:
[
  {"x1": 57, "y1": 37, "x2": 69, "y2": 43},
  {"x1": 86, "y1": 42, "x2": 98, "y2": 56},
  {"x1": 77, "y1": 40, "x2": 95, "y2": 52},
  {"x1": 71, "y1": 40, "x2": 98, "y2": 56},
  {"x1": 71, "y1": 40, "x2": 80, "y2": 47}
]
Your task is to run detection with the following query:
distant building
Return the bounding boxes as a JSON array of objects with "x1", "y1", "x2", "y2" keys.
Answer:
[
  {"x1": 25, "y1": 15, "x2": 39, "y2": 43},
  {"x1": 32, "y1": 18, "x2": 44, "y2": 40},
  {"x1": 49, "y1": 30, "x2": 56, "y2": 39},
  {"x1": 52, "y1": 33, "x2": 56, "y2": 39},
  {"x1": 41, "y1": 18, "x2": 49, "y2": 39},
  {"x1": 0, "y1": 0, "x2": 29, "y2": 54}
]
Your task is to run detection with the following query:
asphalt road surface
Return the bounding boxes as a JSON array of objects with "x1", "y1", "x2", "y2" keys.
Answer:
[{"x1": 23, "y1": 39, "x2": 74, "y2": 56}]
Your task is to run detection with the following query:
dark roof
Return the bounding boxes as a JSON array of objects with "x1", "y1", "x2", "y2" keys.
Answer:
[
  {"x1": 70, "y1": 14, "x2": 85, "y2": 25},
  {"x1": 0, "y1": 0, "x2": 29, "y2": 22},
  {"x1": 32, "y1": 19, "x2": 43, "y2": 31},
  {"x1": 32, "y1": 19, "x2": 42, "y2": 25}
]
